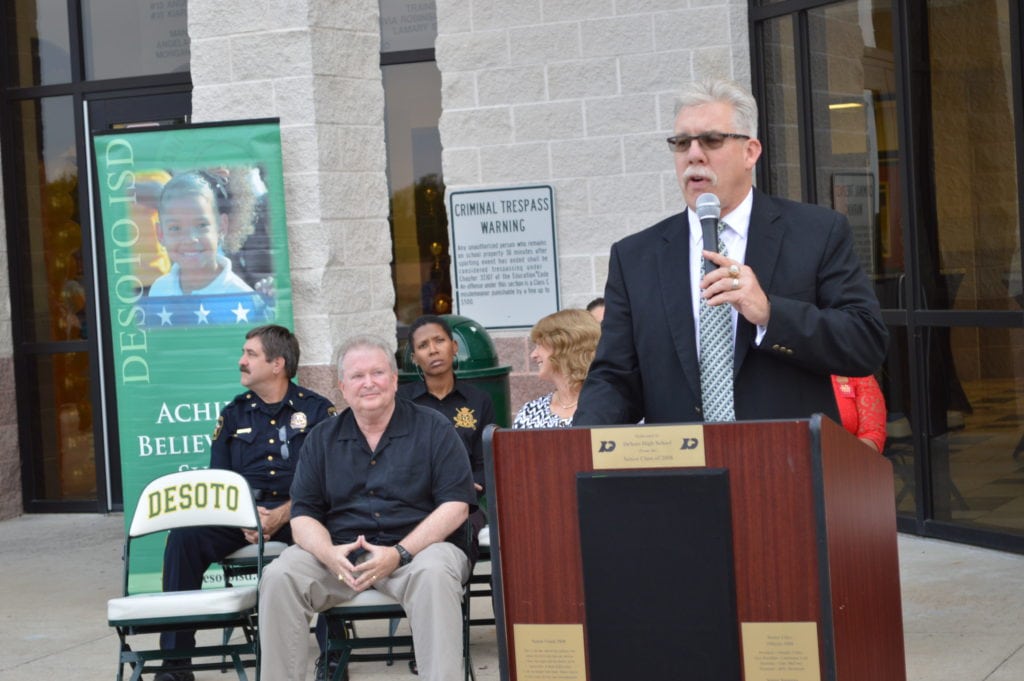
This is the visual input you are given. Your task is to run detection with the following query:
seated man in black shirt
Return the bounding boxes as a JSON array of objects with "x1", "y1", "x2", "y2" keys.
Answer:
[
  {"x1": 259, "y1": 334, "x2": 476, "y2": 681},
  {"x1": 156, "y1": 324, "x2": 334, "y2": 681}
]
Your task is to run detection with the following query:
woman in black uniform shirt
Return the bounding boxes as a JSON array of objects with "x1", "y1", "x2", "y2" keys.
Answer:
[
  {"x1": 398, "y1": 317, "x2": 495, "y2": 674},
  {"x1": 398, "y1": 315, "x2": 496, "y2": 502}
]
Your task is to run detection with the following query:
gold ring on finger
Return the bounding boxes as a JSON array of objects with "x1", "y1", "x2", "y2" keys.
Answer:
[{"x1": 728, "y1": 264, "x2": 740, "y2": 277}]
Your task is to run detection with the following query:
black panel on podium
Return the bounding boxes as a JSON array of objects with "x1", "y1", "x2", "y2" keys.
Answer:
[{"x1": 576, "y1": 469, "x2": 741, "y2": 681}]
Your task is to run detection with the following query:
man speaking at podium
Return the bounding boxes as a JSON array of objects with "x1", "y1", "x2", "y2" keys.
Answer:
[{"x1": 574, "y1": 79, "x2": 887, "y2": 427}]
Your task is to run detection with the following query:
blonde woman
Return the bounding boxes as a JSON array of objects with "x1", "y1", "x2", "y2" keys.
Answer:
[{"x1": 513, "y1": 309, "x2": 601, "y2": 428}]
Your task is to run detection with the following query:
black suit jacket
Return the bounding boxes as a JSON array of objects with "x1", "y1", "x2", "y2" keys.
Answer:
[{"x1": 574, "y1": 189, "x2": 888, "y2": 426}]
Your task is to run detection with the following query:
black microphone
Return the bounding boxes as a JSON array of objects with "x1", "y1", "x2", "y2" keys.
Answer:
[{"x1": 696, "y1": 193, "x2": 721, "y2": 277}]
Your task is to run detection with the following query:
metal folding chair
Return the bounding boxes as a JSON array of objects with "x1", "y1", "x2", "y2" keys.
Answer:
[
  {"x1": 320, "y1": 522, "x2": 478, "y2": 681},
  {"x1": 468, "y1": 525, "x2": 494, "y2": 627},
  {"x1": 320, "y1": 587, "x2": 474, "y2": 681},
  {"x1": 107, "y1": 469, "x2": 265, "y2": 681}
]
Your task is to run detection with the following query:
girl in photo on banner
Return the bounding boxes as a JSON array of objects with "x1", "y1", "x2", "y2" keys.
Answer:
[{"x1": 148, "y1": 170, "x2": 254, "y2": 297}]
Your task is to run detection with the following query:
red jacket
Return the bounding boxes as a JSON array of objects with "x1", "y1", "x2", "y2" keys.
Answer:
[{"x1": 832, "y1": 374, "x2": 886, "y2": 452}]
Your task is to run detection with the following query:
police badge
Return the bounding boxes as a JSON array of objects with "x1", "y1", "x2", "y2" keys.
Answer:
[
  {"x1": 452, "y1": 407, "x2": 477, "y2": 430},
  {"x1": 290, "y1": 412, "x2": 308, "y2": 430}
]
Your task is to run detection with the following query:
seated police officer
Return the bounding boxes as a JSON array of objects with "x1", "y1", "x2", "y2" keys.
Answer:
[
  {"x1": 258, "y1": 334, "x2": 476, "y2": 681},
  {"x1": 156, "y1": 324, "x2": 334, "y2": 681}
]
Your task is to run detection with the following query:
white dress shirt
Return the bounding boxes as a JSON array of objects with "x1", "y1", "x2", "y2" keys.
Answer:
[{"x1": 688, "y1": 189, "x2": 758, "y2": 355}]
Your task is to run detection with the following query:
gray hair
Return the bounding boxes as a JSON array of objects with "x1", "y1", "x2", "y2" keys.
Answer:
[
  {"x1": 674, "y1": 79, "x2": 759, "y2": 139},
  {"x1": 335, "y1": 334, "x2": 398, "y2": 381}
]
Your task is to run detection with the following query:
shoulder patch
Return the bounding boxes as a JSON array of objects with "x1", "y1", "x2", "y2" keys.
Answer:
[{"x1": 212, "y1": 415, "x2": 224, "y2": 441}]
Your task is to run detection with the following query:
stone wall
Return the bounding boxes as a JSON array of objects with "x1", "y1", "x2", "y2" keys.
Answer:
[
  {"x1": 0, "y1": 146, "x2": 19, "y2": 520},
  {"x1": 189, "y1": 0, "x2": 393, "y2": 406},
  {"x1": 434, "y1": 0, "x2": 751, "y2": 412}
]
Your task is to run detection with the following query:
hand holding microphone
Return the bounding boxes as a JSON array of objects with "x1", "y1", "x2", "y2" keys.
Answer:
[{"x1": 695, "y1": 192, "x2": 770, "y2": 326}]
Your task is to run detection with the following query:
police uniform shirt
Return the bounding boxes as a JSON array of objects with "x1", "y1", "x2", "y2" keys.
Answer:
[
  {"x1": 289, "y1": 398, "x2": 476, "y2": 550},
  {"x1": 397, "y1": 378, "x2": 495, "y2": 489},
  {"x1": 210, "y1": 381, "x2": 335, "y2": 506}
]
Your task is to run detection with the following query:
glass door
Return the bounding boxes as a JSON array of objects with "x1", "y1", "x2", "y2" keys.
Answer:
[
  {"x1": 84, "y1": 92, "x2": 190, "y2": 510},
  {"x1": 8, "y1": 94, "x2": 94, "y2": 510},
  {"x1": 910, "y1": 0, "x2": 1023, "y2": 537},
  {"x1": 13, "y1": 91, "x2": 189, "y2": 512},
  {"x1": 383, "y1": 60, "x2": 448, "y2": 329},
  {"x1": 754, "y1": 0, "x2": 1024, "y2": 550},
  {"x1": 3, "y1": 0, "x2": 191, "y2": 513}
]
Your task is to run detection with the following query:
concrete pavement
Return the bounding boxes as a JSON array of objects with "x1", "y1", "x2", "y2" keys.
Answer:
[{"x1": 0, "y1": 513, "x2": 1022, "y2": 680}]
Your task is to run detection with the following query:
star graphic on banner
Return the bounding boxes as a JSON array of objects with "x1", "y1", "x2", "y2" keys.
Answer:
[
  {"x1": 232, "y1": 302, "x2": 251, "y2": 323},
  {"x1": 194, "y1": 303, "x2": 212, "y2": 324},
  {"x1": 157, "y1": 306, "x2": 174, "y2": 326}
]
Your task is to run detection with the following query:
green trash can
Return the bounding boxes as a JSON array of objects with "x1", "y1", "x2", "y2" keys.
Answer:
[{"x1": 398, "y1": 314, "x2": 512, "y2": 427}]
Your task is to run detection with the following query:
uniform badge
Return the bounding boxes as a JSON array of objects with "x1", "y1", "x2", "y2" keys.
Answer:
[
  {"x1": 212, "y1": 415, "x2": 224, "y2": 441},
  {"x1": 291, "y1": 412, "x2": 308, "y2": 430},
  {"x1": 453, "y1": 407, "x2": 478, "y2": 430}
]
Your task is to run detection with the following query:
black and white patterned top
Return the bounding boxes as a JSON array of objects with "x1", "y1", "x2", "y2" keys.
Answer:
[{"x1": 512, "y1": 392, "x2": 572, "y2": 429}]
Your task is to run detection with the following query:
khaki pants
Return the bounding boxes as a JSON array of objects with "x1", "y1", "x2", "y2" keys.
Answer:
[{"x1": 258, "y1": 542, "x2": 470, "y2": 681}]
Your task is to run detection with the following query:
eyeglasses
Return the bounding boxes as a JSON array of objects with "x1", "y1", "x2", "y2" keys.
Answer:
[
  {"x1": 279, "y1": 426, "x2": 290, "y2": 460},
  {"x1": 666, "y1": 131, "x2": 750, "y2": 152}
]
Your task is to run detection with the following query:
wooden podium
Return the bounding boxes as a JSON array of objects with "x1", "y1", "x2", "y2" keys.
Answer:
[{"x1": 483, "y1": 416, "x2": 906, "y2": 681}]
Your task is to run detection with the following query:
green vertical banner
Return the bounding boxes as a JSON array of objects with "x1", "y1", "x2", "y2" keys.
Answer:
[{"x1": 92, "y1": 120, "x2": 293, "y2": 592}]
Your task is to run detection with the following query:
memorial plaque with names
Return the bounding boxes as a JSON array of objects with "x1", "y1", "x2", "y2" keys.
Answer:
[{"x1": 379, "y1": 0, "x2": 437, "y2": 53}]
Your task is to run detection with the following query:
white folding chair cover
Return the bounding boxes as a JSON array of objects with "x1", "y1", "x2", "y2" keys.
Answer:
[
  {"x1": 108, "y1": 586, "x2": 258, "y2": 622},
  {"x1": 129, "y1": 469, "x2": 258, "y2": 537}
]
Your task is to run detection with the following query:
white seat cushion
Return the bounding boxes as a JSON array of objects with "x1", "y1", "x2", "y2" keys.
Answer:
[
  {"x1": 108, "y1": 585, "x2": 257, "y2": 623},
  {"x1": 223, "y1": 541, "x2": 288, "y2": 561}
]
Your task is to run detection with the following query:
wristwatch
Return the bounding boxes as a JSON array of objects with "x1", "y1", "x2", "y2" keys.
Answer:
[{"x1": 394, "y1": 543, "x2": 413, "y2": 567}]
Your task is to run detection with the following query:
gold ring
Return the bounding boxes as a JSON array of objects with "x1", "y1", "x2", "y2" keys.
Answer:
[
  {"x1": 732, "y1": 278, "x2": 740, "y2": 290},
  {"x1": 728, "y1": 264, "x2": 740, "y2": 277},
  {"x1": 371, "y1": 575, "x2": 377, "y2": 581}
]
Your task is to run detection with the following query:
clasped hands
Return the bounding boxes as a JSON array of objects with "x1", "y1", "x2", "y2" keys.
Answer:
[
  {"x1": 242, "y1": 505, "x2": 289, "y2": 544},
  {"x1": 700, "y1": 249, "x2": 771, "y2": 327},
  {"x1": 329, "y1": 535, "x2": 401, "y2": 593}
]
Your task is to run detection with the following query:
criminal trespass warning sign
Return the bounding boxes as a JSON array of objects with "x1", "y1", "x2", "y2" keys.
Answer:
[{"x1": 449, "y1": 185, "x2": 558, "y2": 328}]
